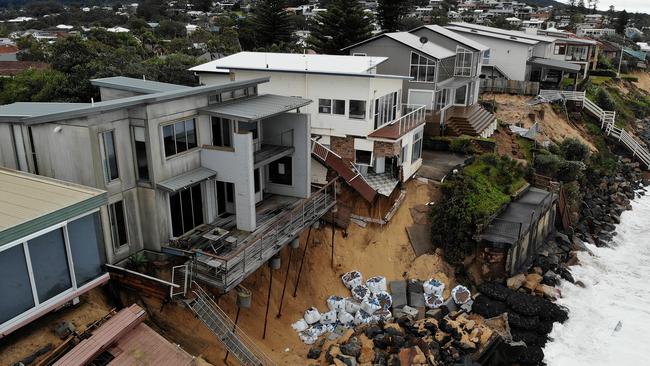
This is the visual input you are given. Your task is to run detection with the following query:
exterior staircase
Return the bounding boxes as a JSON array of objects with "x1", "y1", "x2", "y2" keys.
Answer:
[
  {"x1": 186, "y1": 282, "x2": 275, "y2": 366},
  {"x1": 445, "y1": 104, "x2": 497, "y2": 138},
  {"x1": 311, "y1": 139, "x2": 377, "y2": 202}
]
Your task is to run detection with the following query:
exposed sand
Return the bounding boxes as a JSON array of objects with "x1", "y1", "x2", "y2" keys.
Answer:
[
  {"x1": 0, "y1": 288, "x2": 114, "y2": 365},
  {"x1": 137, "y1": 179, "x2": 456, "y2": 365},
  {"x1": 484, "y1": 93, "x2": 597, "y2": 151},
  {"x1": 630, "y1": 71, "x2": 650, "y2": 91}
]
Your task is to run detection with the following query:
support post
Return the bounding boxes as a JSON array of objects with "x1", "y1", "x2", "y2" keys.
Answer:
[
  {"x1": 276, "y1": 245, "x2": 294, "y2": 318},
  {"x1": 262, "y1": 265, "x2": 273, "y2": 340},
  {"x1": 293, "y1": 225, "x2": 313, "y2": 298}
]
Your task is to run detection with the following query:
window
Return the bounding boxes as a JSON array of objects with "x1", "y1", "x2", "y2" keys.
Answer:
[
  {"x1": 211, "y1": 117, "x2": 232, "y2": 147},
  {"x1": 68, "y1": 212, "x2": 104, "y2": 286},
  {"x1": 554, "y1": 44, "x2": 566, "y2": 55},
  {"x1": 349, "y1": 100, "x2": 366, "y2": 119},
  {"x1": 374, "y1": 91, "x2": 399, "y2": 129},
  {"x1": 269, "y1": 156, "x2": 292, "y2": 185},
  {"x1": 482, "y1": 50, "x2": 490, "y2": 64},
  {"x1": 99, "y1": 131, "x2": 119, "y2": 183},
  {"x1": 254, "y1": 168, "x2": 261, "y2": 192},
  {"x1": 109, "y1": 201, "x2": 128, "y2": 250},
  {"x1": 28, "y1": 228, "x2": 72, "y2": 303},
  {"x1": 355, "y1": 150, "x2": 373, "y2": 165},
  {"x1": 401, "y1": 145, "x2": 409, "y2": 165},
  {"x1": 454, "y1": 47, "x2": 474, "y2": 77},
  {"x1": 169, "y1": 184, "x2": 204, "y2": 237},
  {"x1": 319, "y1": 99, "x2": 332, "y2": 114},
  {"x1": 132, "y1": 127, "x2": 149, "y2": 182},
  {"x1": 333, "y1": 99, "x2": 345, "y2": 115},
  {"x1": 410, "y1": 52, "x2": 436, "y2": 82},
  {"x1": 162, "y1": 119, "x2": 197, "y2": 158},
  {"x1": 435, "y1": 89, "x2": 449, "y2": 110},
  {"x1": 0, "y1": 245, "x2": 35, "y2": 324},
  {"x1": 411, "y1": 131, "x2": 423, "y2": 162},
  {"x1": 455, "y1": 85, "x2": 467, "y2": 105}
]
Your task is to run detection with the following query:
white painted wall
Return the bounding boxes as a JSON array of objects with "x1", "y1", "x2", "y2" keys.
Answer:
[{"x1": 455, "y1": 35, "x2": 532, "y2": 80}]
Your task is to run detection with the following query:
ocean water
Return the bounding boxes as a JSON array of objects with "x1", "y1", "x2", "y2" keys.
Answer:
[{"x1": 544, "y1": 193, "x2": 650, "y2": 366}]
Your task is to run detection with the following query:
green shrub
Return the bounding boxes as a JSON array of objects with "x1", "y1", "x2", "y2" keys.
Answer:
[
  {"x1": 558, "y1": 138, "x2": 591, "y2": 162},
  {"x1": 622, "y1": 75, "x2": 639, "y2": 82},
  {"x1": 595, "y1": 88, "x2": 616, "y2": 111},
  {"x1": 534, "y1": 154, "x2": 562, "y2": 176},
  {"x1": 450, "y1": 137, "x2": 474, "y2": 154},
  {"x1": 556, "y1": 160, "x2": 586, "y2": 182},
  {"x1": 588, "y1": 69, "x2": 617, "y2": 77}
]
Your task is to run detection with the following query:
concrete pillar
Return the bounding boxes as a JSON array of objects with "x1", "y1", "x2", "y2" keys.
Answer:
[{"x1": 233, "y1": 132, "x2": 256, "y2": 231}]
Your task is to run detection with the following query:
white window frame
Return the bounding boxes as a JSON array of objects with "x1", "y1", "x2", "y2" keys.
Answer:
[
  {"x1": 99, "y1": 130, "x2": 119, "y2": 184},
  {"x1": 482, "y1": 49, "x2": 490, "y2": 64},
  {"x1": 411, "y1": 130, "x2": 423, "y2": 162},
  {"x1": 454, "y1": 47, "x2": 474, "y2": 77},
  {"x1": 161, "y1": 118, "x2": 198, "y2": 159},
  {"x1": 409, "y1": 52, "x2": 437, "y2": 83},
  {"x1": 349, "y1": 100, "x2": 367, "y2": 120},
  {"x1": 318, "y1": 99, "x2": 332, "y2": 114}
]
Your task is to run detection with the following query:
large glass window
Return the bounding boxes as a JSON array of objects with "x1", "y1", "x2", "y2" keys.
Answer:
[
  {"x1": 68, "y1": 213, "x2": 104, "y2": 286},
  {"x1": 411, "y1": 130, "x2": 423, "y2": 162},
  {"x1": 132, "y1": 126, "x2": 149, "y2": 182},
  {"x1": 28, "y1": 228, "x2": 72, "y2": 303},
  {"x1": 455, "y1": 85, "x2": 467, "y2": 105},
  {"x1": 211, "y1": 117, "x2": 232, "y2": 148},
  {"x1": 0, "y1": 245, "x2": 35, "y2": 325},
  {"x1": 333, "y1": 100, "x2": 346, "y2": 115},
  {"x1": 162, "y1": 119, "x2": 197, "y2": 158},
  {"x1": 169, "y1": 184, "x2": 204, "y2": 237},
  {"x1": 349, "y1": 100, "x2": 366, "y2": 119},
  {"x1": 554, "y1": 44, "x2": 566, "y2": 55},
  {"x1": 269, "y1": 156, "x2": 292, "y2": 185},
  {"x1": 99, "y1": 131, "x2": 119, "y2": 183},
  {"x1": 374, "y1": 91, "x2": 399, "y2": 129},
  {"x1": 109, "y1": 201, "x2": 128, "y2": 250},
  {"x1": 410, "y1": 52, "x2": 436, "y2": 82},
  {"x1": 454, "y1": 47, "x2": 474, "y2": 77},
  {"x1": 435, "y1": 89, "x2": 450, "y2": 110}
]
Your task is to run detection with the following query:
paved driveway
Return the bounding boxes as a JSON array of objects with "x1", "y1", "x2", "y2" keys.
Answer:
[{"x1": 418, "y1": 150, "x2": 467, "y2": 182}]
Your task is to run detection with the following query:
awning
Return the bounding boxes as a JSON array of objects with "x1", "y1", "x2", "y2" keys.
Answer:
[
  {"x1": 527, "y1": 57, "x2": 581, "y2": 72},
  {"x1": 200, "y1": 94, "x2": 311, "y2": 122},
  {"x1": 157, "y1": 167, "x2": 216, "y2": 192},
  {"x1": 437, "y1": 76, "x2": 472, "y2": 89}
]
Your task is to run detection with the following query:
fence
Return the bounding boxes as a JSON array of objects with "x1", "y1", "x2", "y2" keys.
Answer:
[
  {"x1": 481, "y1": 79, "x2": 540, "y2": 95},
  {"x1": 538, "y1": 89, "x2": 650, "y2": 169}
]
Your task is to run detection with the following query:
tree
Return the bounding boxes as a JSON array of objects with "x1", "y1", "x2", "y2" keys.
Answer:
[
  {"x1": 251, "y1": 0, "x2": 294, "y2": 48},
  {"x1": 192, "y1": 0, "x2": 213, "y2": 12},
  {"x1": 157, "y1": 20, "x2": 187, "y2": 39},
  {"x1": 616, "y1": 10, "x2": 629, "y2": 35},
  {"x1": 0, "y1": 68, "x2": 68, "y2": 104},
  {"x1": 16, "y1": 36, "x2": 49, "y2": 62},
  {"x1": 307, "y1": 0, "x2": 373, "y2": 55},
  {"x1": 377, "y1": 0, "x2": 410, "y2": 32},
  {"x1": 144, "y1": 53, "x2": 200, "y2": 85}
]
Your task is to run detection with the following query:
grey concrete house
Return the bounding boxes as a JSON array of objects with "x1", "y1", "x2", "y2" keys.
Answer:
[
  {"x1": 344, "y1": 25, "x2": 497, "y2": 138},
  {"x1": 0, "y1": 77, "x2": 322, "y2": 287},
  {"x1": 0, "y1": 167, "x2": 108, "y2": 337}
]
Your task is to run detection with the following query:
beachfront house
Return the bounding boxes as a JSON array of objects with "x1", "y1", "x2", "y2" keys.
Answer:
[
  {"x1": 343, "y1": 25, "x2": 497, "y2": 138},
  {"x1": 0, "y1": 167, "x2": 109, "y2": 338},
  {"x1": 0, "y1": 77, "x2": 330, "y2": 292},
  {"x1": 191, "y1": 52, "x2": 426, "y2": 210}
]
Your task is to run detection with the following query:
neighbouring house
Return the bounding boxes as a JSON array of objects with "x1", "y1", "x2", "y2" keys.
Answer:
[
  {"x1": 445, "y1": 22, "x2": 582, "y2": 87},
  {"x1": 343, "y1": 25, "x2": 497, "y2": 139},
  {"x1": 0, "y1": 167, "x2": 109, "y2": 338},
  {"x1": 622, "y1": 48, "x2": 648, "y2": 71},
  {"x1": 191, "y1": 52, "x2": 425, "y2": 214},
  {"x1": 599, "y1": 40, "x2": 622, "y2": 65},
  {"x1": 0, "y1": 76, "x2": 327, "y2": 292},
  {"x1": 576, "y1": 27, "x2": 616, "y2": 38}
]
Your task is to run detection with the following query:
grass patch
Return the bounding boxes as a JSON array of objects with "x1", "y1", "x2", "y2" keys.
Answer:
[
  {"x1": 463, "y1": 155, "x2": 528, "y2": 195},
  {"x1": 515, "y1": 136, "x2": 535, "y2": 162},
  {"x1": 589, "y1": 76, "x2": 613, "y2": 85}
]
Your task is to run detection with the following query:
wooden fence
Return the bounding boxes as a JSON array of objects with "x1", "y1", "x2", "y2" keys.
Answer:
[{"x1": 480, "y1": 79, "x2": 540, "y2": 95}]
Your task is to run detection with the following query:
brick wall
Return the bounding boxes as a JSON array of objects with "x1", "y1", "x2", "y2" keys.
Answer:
[
  {"x1": 374, "y1": 141, "x2": 399, "y2": 158},
  {"x1": 330, "y1": 136, "x2": 355, "y2": 162}
]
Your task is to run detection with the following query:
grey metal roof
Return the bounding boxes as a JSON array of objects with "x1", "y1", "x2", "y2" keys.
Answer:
[
  {"x1": 446, "y1": 26, "x2": 539, "y2": 45},
  {"x1": 157, "y1": 167, "x2": 216, "y2": 192},
  {"x1": 343, "y1": 32, "x2": 455, "y2": 59},
  {"x1": 448, "y1": 22, "x2": 557, "y2": 43},
  {"x1": 0, "y1": 102, "x2": 90, "y2": 118},
  {"x1": 414, "y1": 25, "x2": 490, "y2": 52},
  {"x1": 91, "y1": 76, "x2": 190, "y2": 94},
  {"x1": 200, "y1": 94, "x2": 312, "y2": 122},
  {"x1": 0, "y1": 77, "x2": 271, "y2": 124},
  {"x1": 0, "y1": 167, "x2": 107, "y2": 246},
  {"x1": 528, "y1": 57, "x2": 581, "y2": 72}
]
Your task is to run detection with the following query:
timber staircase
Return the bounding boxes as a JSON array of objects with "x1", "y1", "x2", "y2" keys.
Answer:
[
  {"x1": 311, "y1": 139, "x2": 377, "y2": 202},
  {"x1": 186, "y1": 282, "x2": 275, "y2": 366},
  {"x1": 535, "y1": 90, "x2": 650, "y2": 169},
  {"x1": 445, "y1": 104, "x2": 497, "y2": 138}
]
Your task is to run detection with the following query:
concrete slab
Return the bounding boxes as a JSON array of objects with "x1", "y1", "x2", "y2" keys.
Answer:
[
  {"x1": 407, "y1": 224, "x2": 433, "y2": 257},
  {"x1": 418, "y1": 150, "x2": 467, "y2": 182},
  {"x1": 390, "y1": 280, "x2": 408, "y2": 308}
]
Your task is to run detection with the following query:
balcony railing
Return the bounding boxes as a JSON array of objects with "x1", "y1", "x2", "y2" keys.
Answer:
[{"x1": 368, "y1": 104, "x2": 426, "y2": 140}]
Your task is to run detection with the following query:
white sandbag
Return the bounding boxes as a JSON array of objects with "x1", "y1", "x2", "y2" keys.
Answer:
[
  {"x1": 424, "y1": 293, "x2": 444, "y2": 308},
  {"x1": 338, "y1": 311, "x2": 355, "y2": 326},
  {"x1": 304, "y1": 307, "x2": 321, "y2": 325},
  {"x1": 375, "y1": 291, "x2": 393, "y2": 310},
  {"x1": 366, "y1": 276, "x2": 388, "y2": 294},
  {"x1": 360, "y1": 296, "x2": 381, "y2": 315},
  {"x1": 299, "y1": 330, "x2": 318, "y2": 345},
  {"x1": 373, "y1": 308, "x2": 393, "y2": 323},
  {"x1": 354, "y1": 309, "x2": 373, "y2": 325},
  {"x1": 327, "y1": 295, "x2": 346, "y2": 312},
  {"x1": 344, "y1": 297, "x2": 361, "y2": 314},
  {"x1": 321, "y1": 310, "x2": 337, "y2": 324},
  {"x1": 342, "y1": 270, "x2": 363, "y2": 289},
  {"x1": 291, "y1": 319, "x2": 309, "y2": 332},
  {"x1": 423, "y1": 279, "x2": 445, "y2": 297},
  {"x1": 351, "y1": 284, "x2": 371, "y2": 301},
  {"x1": 451, "y1": 285, "x2": 472, "y2": 305},
  {"x1": 311, "y1": 323, "x2": 328, "y2": 337}
]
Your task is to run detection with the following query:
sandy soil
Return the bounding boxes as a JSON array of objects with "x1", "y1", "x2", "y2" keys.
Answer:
[
  {"x1": 484, "y1": 93, "x2": 597, "y2": 151},
  {"x1": 631, "y1": 71, "x2": 650, "y2": 91},
  {"x1": 135, "y1": 179, "x2": 456, "y2": 365},
  {"x1": 0, "y1": 288, "x2": 114, "y2": 365}
]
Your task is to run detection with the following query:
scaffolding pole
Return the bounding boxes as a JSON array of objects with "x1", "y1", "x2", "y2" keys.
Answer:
[{"x1": 293, "y1": 226, "x2": 313, "y2": 298}]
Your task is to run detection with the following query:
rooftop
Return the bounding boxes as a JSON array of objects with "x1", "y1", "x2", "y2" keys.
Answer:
[
  {"x1": 0, "y1": 167, "x2": 106, "y2": 246},
  {"x1": 91, "y1": 76, "x2": 190, "y2": 94},
  {"x1": 344, "y1": 32, "x2": 456, "y2": 59},
  {"x1": 448, "y1": 22, "x2": 557, "y2": 43},
  {"x1": 190, "y1": 51, "x2": 400, "y2": 77},
  {"x1": 200, "y1": 94, "x2": 312, "y2": 122},
  {"x1": 446, "y1": 25, "x2": 539, "y2": 45},
  {"x1": 412, "y1": 24, "x2": 490, "y2": 51}
]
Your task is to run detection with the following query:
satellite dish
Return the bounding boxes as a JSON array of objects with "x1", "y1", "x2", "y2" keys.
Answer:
[{"x1": 419, "y1": 36, "x2": 429, "y2": 45}]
